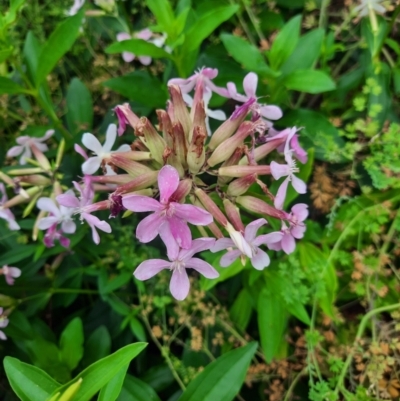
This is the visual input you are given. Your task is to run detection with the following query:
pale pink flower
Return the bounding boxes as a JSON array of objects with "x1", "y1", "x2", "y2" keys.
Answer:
[
  {"x1": 354, "y1": 0, "x2": 386, "y2": 17},
  {"x1": 268, "y1": 204, "x2": 308, "y2": 254},
  {"x1": 134, "y1": 223, "x2": 218, "y2": 300},
  {"x1": 117, "y1": 29, "x2": 162, "y2": 65},
  {"x1": 168, "y1": 67, "x2": 230, "y2": 97},
  {"x1": 183, "y1": 88, "x2": 226, "y2": 136},
  {"x1": 122, "y1": 165, "x2": 213, "y2": 249},
  {"x1": 57, "y1": 182, "x2": 111, "y2": 244},
  {"x1": 227, "y1": 72, "x2": 282, "y2": 124},
  {"x1": 43, "y1": 224, "x2": 71, "y2": 248},
  {"x1": 0, "y1": 265, "x2": 21, "y2": 286},
  {"x1": 0, "y1": 183, "x2": 20, "y2": 231},
  {"x1": 270, "y1": 129, "x2": 307, "y2": 210},
  {"x1": 7, "y1": 130, "x2": 54, "y2": 165},
  {"x1": 211, "y1": 219, "x2": 283, "y2": 270},
  {"x1": 67, "y1": 0, "x2": 85, "y2": 15},
  {"x1": 0, "y1": 308, "x2": 8, "y2": 340},
  {"x1": 80, "y1": 124, "x2": 130, "y2": 175}
]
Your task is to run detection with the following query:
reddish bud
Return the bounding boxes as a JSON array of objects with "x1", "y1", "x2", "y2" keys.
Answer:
[
  {"x1": 219, "y1": 165, "x2": 271, "y2": 178},
  {"x1": 136, "y1": 118, "x2": 166, "y2": 165},
  {"x1": 223, "y1": 199, "x2": 244, "y2": 232},
  {"x1": 236, "y1": 195, "x2": 287, "y2": 220},
  {"x1": 168, "y1": 85, "x2": 192, "y2": 139},
  {"x1": 187, "y1": 126, "x2": 206, "y2": 174},
  {"x1": 194, "y1": 188, "x2": 228, "y2": 227},
  {"x1": 227, "y1": 174, "x2": 257, "y2": 196}
]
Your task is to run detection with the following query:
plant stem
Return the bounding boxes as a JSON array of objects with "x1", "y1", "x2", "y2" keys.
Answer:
[
  {"x1": 242, "y1": 0, "x2": 266, "y2": 42},
  {"x1": 283, "y1": 368, "x2": 307, "y2": 401},
  {"x1": 319, "y1": 0, "x2": 331, "y2": 29}
]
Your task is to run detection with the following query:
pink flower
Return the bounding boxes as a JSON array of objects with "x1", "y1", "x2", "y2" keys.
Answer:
[
  {"x1": 116, "y1": 29, "x2": 164, "y2": 65},
  {"x1": 57, "y1": 182, "x2": 111, "y2": 244},
  {"x1": 0, "y1": 308, "x2": 9, "y2": 340},
  {"x1": 168, "y1": 67, "x2": 230, "y2": 97},
  {"x1": 268, "y1": 204, "x2": 308, "y2": 254},
  {"x1": 7, "y1": 130, "x2": 54, "y2": 165},
  {"x1": 0, "y1": 183, "x2": 19, "y2": 231},
  {"x1": 270, "y1": 129, "x2": 307, "y2": 210},
  {"x1": 183, "y1": 89, "x2": 226, "y2": 136},
  {"x1": 227, "y1": 72, "x2": 282, "y2": 123},
  {"x1": 122, "y1": 165, "x2": 213, "y2": 248},
  {"x1": 134, "y1": 223, "x2": 218, "y2": 300},
  {"x1": 0, "y1": 265, "x2": 21, "y2": 285},
  {"x1": 211, "y1": 218, "x2": 283, "y2": 270},
  {"x1": 80, "y1": 124, "x2": 130, "y2": 175},
  {"x1": 37, "y1": 193, "x2": 76, "y2": 248},
  {"x1": 67, "y1": 0, "x2": 84, "y2": 16}
]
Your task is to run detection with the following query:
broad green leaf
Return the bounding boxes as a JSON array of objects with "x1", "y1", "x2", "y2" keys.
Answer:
[
  {"x1": 184, "y1": 5, "x2": 239, "y2": 52},
  {"x1": 286, "y1": 301, "x2": 311, "y2": 325},
  {"x1": 200, "y1": 254, "x2": 246, "y2": 291},
  {"x1": 35, "y1": 11, "x2": 84, "y2": 86},
  {"x1": 103, "y1": 71, "x2": 168, "y2": 109},
  {"x1": 60, "y1": 317, "x2": 84, "y2": 371},
  {"x1": 81, "y1": 326, "x2": 111, "y2": 369},
  {"x1": 281, "y1": 28, "x2": 324, "y2": 75},
  {"x1": 23, "y1": 31, "x2": 41, "y2": 80},
  {"x1": 98, "y1": 365, "x2": 129, "y2": 401},
  {"x1": 0, "y1": 244, "x2": 36, "y2": 265},
  {"x1": 99, "y1": 269, "x2": 132, "y2": 295},
  {"x1": 0, "y1": 77, "x2": 27, "y2": 95},
  {"x1": 0, "y1": 47, "x2": 13, "y2": 63},
  {"x1": 117, "y1": 374, "x2": 161, "y2": 401},
  {"x1": 283, "y1": 70, "x2": 336, "y2": 93},
  {"x1": 50, "y1": 342, "x2": 148, "y2": 401},
  {"x1": 229, "y1": 288, "x2": 253, "y2": 331},
  {"x1": 220, "y1": 33, "x2": 280, "y2": 78},
  {"x1": 66, "y1": 78, "x2": 93, "y2": 135},
  {"x1": 4, "y1": 357, "x2": 60, "y2": 401},
  {"x1": 178, "y1": 342, "x2": 257, "y2": 401},
  {"x1": 258, "y1": 285, "x2": 287, "y2": 363},
  {"x1": 130, "y1": 317, "x2": 146, "y2": 342},
  {"x1": 106, "y1": 39, "x2": 172, "y2": 59},
  {"x1": 146, "y1": 0, "x2": 175, "y2": 36},
  {"x1": 3, "y1": 0, "x2": 26, "y2": 27},
  {"x1": 268, "y1": 15, "x2": 302, "y2": 70}
]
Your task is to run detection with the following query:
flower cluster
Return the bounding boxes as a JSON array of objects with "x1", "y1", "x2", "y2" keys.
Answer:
[{"x1": 2, "y1": 67, "x2": 309, "y2": 301}]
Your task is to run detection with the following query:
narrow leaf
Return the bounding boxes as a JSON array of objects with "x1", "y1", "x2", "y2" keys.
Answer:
[
  {"x1": 117, "y1": 374, "x2": 161, "y2": 401},
  {"x1": 59, "y1": 317, "x2": 84, "y2": 371},
  {"x1": 0, "y1": 77, "x2": 27, "y2": 95},
  {"x1": 106, "y1": 39, "x2": 172, "y2": 59},
  {"x1": 98, "y1": 365, "x2": 129, "y2": 401},
  {"x1": 146, "y1": 0, "x2": 175, "y2": 35}
]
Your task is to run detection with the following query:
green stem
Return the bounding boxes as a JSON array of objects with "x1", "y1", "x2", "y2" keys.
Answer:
[
  {"x1": 283, "y1": 368, "x2": 307, "y2": 401},
  {"x1": 318, "y1": 0, "x2": 331, "y2": 29},
  {"x1": 242, "y1": 0, "x2": 265, "y2": 42},
  {"x1": 334, "y1": 302, "x2": 400, "y2": 396}
]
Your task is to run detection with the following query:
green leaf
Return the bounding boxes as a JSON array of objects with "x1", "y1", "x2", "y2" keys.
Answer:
[
  {"x1": 0, "y1": 244, "x2": 36, "y2": 265},
  {"x1": 35, "y1": 11, "x2": 84, "y2": 86},
  {"x1": 268, "y1": 15, "x2": 302, "y2": 70},
  {"x1": 184, "y1": 5, "x2": 239, "y2": 52},
  {"x1": 66, "y1": 78, "x2": 93, "y2": 135},
  {"x1": 146, "y1": 0, "x2": 175, "y2": 36},
  {"x1": 220, "y1": 33, "x2": 280, "y2": 78},
  {"x1": 229, "y1": 288, "x2": 253, "y2": 331},
  {"x1": 50, "y1": 343, "x2": 148, "y2": 401},
  {"x1": 103, "y1": 71, "x2": 167, "y2": 109},
  {"x1": 0, "y1": 47, "x2": 13, "y2": 63},
  {"x1": 130, "y1": 317, "x2": 146, "y2": 342},
  {"x1": 0, "y1": 77, "x2": 27, "y2": 95},
  {"x1": 117, "y1": 374, "x2": 161, "y2": 401},
  {"x1": 3, "y1": 0, "x2": 26, "y2": 27},
  {"x1": 286, "y1": 301, "x2": 311, "y2": 325},
  {"x1": 4, "y1": 357, "x2": 60, "y2": 401},
  {"x1": 106, "y1": 39, "x2": 172, "y2": 59},
  {"x1": 178, "y1": 342, "x2": 257, "y2": 401},
  {"x1": 283, "y1": 70, "x2": 336, "y2": 93},
  {"x1": 60, "y1": 317, "x2": 84, "y2": 371},
  {"x1": 281, "y1": 28, "x2": 324, "y2": 75},
  {"x1": 23, "y1": 31, "x2": 41, "y2": 80},
  {"x1": 81, "y1": 326, "x2": 111, "y2": 369},
  {"x1": 258, "y1": 284, "x2": 287, "y2": 363},
  {"x1": 98, "y1": 365, "x2": 129, "y2": 401}
]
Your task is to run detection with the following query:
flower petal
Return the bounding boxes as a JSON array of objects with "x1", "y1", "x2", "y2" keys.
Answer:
[
  {"x1": 134, "y1": 259, "x2": 171, "y2": 280},
  {"x1": 174, "y1": 203, "x2": 213, "y2": 226},
  {"x1": 61, "y1": 220, "x2": 76, "y2": 234},
  {"x1": 122, "y1": 195, "x2": 161, "y2": 212},
  {"x1": 270, "y1": 161, "x2": 289, "y2": 180},
  {"x1": 6, "y1": 146, "x2": 23, "y2": 157},
  {"x1": 291, "y1": 135, "x2": 308, "y2": 164},
  {"x1": 207, "y1": 109, "x2": 226, "y2": 121},
  {"x1": 281, "y1": 233, "x2": 296, "y2": 254},
  {"x1": 291, "y1": 203, "x2": 309, "y2": 221},
  {"x1": 56, "y1": 194, "x2": 80, "y2": 208},
  {"x1": 244, "y1": 218, "x2": 268, "y2": 243},
  {"x1": 168, "y1": 216, "x2": 192, "y2": 249},
  {"x1": 122, "y1": 52, "x2": 135, "y2": 62},
  {"x1": 82, "y1": 157, "x2": 101, "y2": 175},
  {"x1": 9, "y1": 267, "x2": 21, "y2": 278},
  {"x1": 250, "y1": 247, "x2": 270, "y2": 270},
  {"x1": 260, "y1": 105, "x2": 283, "y2": 120},
  {"x1": 179, "y1": 238, "x2": 216, "y2": 261},
  {"x1": 82, "y1": 133, "x2": 103, "y2": 154},
  {"x1": 37, "y1": 217, "x2": 59, "y2": 230},
  {"x1": 220, "y1": 249, "x2": 241, "y2": 267},
  {"x1": 170, "y1": 268, "x2": 190, "y2": 301},
  {"x1": 243, "y1": 72, "x2": 258, "y2": 98},
  {"x1": 136, "y1": 213, "x2": 164, "y2": 243},
  {"x1": 291, "y1": 175, "x2": 307, "y2": 194},
  {"x1": 36, "y1": 197, "x2": 61, "y2": 217},
  {"x1": 103, "y1": 124, "x2": 117, "y2": 153},
  {"x1": 274, "y1": 177, "x2": 290, "y2": 210},
  {"x1": 158, "y1": 165, "x2": 180, "y2": 203},
  {"x1": 210, "y1": 238, "x2": 235, "y2": 253},
  {"x1": 159, "y1": 222, "x2": 180, "y2": 261},
  {"x1": 186, "y1": 258, "x2": 219, "y2": 278},
  {"x1": 83, "y1": 213, "x2": 112, "y2": 233},
  {"x1": 291, "y1": 224, "x2": 306, "y2": 239},
  {"x1": 253, "y1": 232, "x2": 284, "y2": 247},
  {"x1": 139, "y1": 56, "x2": 152, "y2": 65}
]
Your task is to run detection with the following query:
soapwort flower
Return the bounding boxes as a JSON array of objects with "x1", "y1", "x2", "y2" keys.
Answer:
[
  {"x1": 0, "y1": 308, "x2": 8, "y2": 340},
  {"x1": 0, "y1": 265, "x2": 21, "y2": 286},
  {"x1": 134, "y1": 223, "x2": 218, "y2": 300},
  {"x1": 0, "y1": 183, "x2": 19, "y2": 231}
]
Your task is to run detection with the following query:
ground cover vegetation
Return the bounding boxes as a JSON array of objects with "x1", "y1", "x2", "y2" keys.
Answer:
[{"x1": 0, "y1": 0, "x2": 400, "y2": 400}]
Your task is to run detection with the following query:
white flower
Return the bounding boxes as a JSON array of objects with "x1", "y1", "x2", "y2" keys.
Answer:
[
  {"x1": 354, "y1": 0, "x2": 386, "y2": 17},
  {"x1": 7, "y1": 130, "x2": 54, "y2": 165},
  {"x1": 67, "y1": 0, "x2": 85, "y2": 16},
  {"x1": 0, "y1": 183, "x2": 20, "y2": 231},
  {"x1": 81, "y1": 124, "x2": 130, "y2": 175}
]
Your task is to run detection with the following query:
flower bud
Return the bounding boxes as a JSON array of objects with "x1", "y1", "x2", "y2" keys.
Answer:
[
  {"x1": 190, "y1": 195, "x2": 224, "y2": 238},
  {"x1": 187, "y1": 126, "x2": 206, "y2": 174},
  {"x1": 109, "y1": 154, "x2": 153, "y2": 177},
  {"x1": 236, "y1": 195, "x2": 287, "y2": 220},
  {"x1": 156, "y1": 109, "x2": 173, "y2": 147},
  {"x1": 114, "y1": 103, "x2": 140, "y2": 135},
  {"x1": 90, "y1": 174, "x2": 133, "y2": 185},
  {"x1": 190, "y1": 99, "x2": 207, "y2": 142},
  {"x1": 31, "y1": 143, "x2": 51, "y2": 171},
  {"x1": 136, "y1": 118, "x2": 166, "y2": 164},
  {"x1": 18, "y1": 175, "x2": 51, "y2": 186},
  {"x1": 194, "y1": 188, "x2": 228, "y2": 227},
  {"x1": 223, "y1": 199, "x2": 244, "y2": 232},
  {"x1": 209, "y1": 98, "x2": 255, "y2": 150},
  {"x1": 168, "y1": 85, "x2": 192, "y2": 138},
  {"x1": 7, "y1": 168, "x2": 43, "y2": 175},
  {"x1": 217, "y1": 146, "x2": 245, "y2": 186},
  {"x1": 208, "y1": 121, "x2": 255, "y2": 167},
  {"x1": 227, "y1": 174, "x2": 257, "y2": 196},
  {"x1": 115, "y1": 171, "x2": 159, "y2": 195},
  {"x1": 239, "y1": 137, "x2": 286, "y2": 165},
  {"x1": 219, "y1": 165, "x2": 271, "y2": 178},
  {"x1": 170, "y1": 178, "x2": 192, "y2": 203},
  {"x1": 1, "y1": 186, "x2": 40, "y2": 208},
  {"x1": 225, "y1": 222, "x2": 252, "y2": 258},
  {"x1": 170, "y1": 122, "x2": 188, "y2": 169}
]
